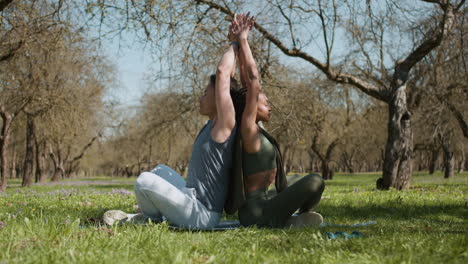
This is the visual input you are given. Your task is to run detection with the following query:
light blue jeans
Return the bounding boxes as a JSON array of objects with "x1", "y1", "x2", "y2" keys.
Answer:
[{"x1": 134, "y1": 164, "x2": 221, "y2": 229}]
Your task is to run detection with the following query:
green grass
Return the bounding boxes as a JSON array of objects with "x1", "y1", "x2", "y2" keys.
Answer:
[{"x1": 0, "y1": 172, "x2": 467, "y2": 263}]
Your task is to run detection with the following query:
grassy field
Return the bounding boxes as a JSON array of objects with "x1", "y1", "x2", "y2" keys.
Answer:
[{"x1": 0, "y1": 172, "x2": 466, "y2": 263}]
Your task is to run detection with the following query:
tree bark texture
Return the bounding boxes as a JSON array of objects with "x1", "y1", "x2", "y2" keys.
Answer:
[
  {"x1": 458, "y1": 148, "x2": 465, "y2": 173},
  {"x1": 65, "y1": 135, "x2": 99, "y2": 178},
  {"x1": 429, "y1": 147, "x2": 439, "y2": 174},
  {"x1": 440, "y1": 136, "x2": 454, "y2": 178},
  {"x1": 282, "y1": 144, "x2": 292, "y2": 175},
  {"x1": 442, "y1": 148, "x2": 454, "y2": 178},
  {"x1": 321, "y1": 161, "x2": 334, "y2": 180},
  {"x1": 0, "y1": 112, "x2": 12, "y2": 192},
  {"x1": 11, "y1": 143, "x2": 16, "y2": 179},
  {"x1": 50, "y1": 144, "x2": 65, "y2": 181},
  {"x1": 342, "y1": 151, "x2": 355, "y2": 173},
  {"x1": 36, "y1": 140, "x2": 48, "y2": 183},
  {"x1": 416, "y1": 151, "x2": 424, "y2": 171},
  {"x1": 22, "y1": 115, "x2": 36, "y2": 187},
  {"x1": 311, "y1": 137, "x2": 338, "y2": 180},
  {"x1": 382, "y1": 83, "x2": 413, "y2": 190}
]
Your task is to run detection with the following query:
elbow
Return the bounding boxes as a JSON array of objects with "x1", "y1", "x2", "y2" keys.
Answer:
[
  {"x1": 216, "y1": 64, "x2": 231, "y2": 78},
  {"x1": 246, "y1": 67, "x2": 259, "y2": 81}
]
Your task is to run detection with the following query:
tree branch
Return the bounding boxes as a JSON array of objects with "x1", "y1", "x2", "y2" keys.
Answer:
[
  {"x1": 436, "y1": 86, "x2": 468, "y2": 138},
  {"x1": 420, "y1": 0, "x2": 444, "y2": 7},
  {"x1": 311, "y1": 134, "x2": 325, "y2": 162},
  {"x1": 456, "y1": 0, "x2": 466, "y2": 11},
  {"x1": 318, "y1": 0, "x2": 331, "y2": 68},
  {"x1": 446, "y1": 101, "x2": 468, "y2": 138},
  {"x1": 194, "y1": 0, "x2": 387, "y2": 101},
  {"x1": 396, "y1": 3, "x2": 456, "y2": 77},
  {"x1": 325, "y1": 138, "x2": 339, "y2": 161},
  {"x1": 70, "y1": 134, "x2": 100, "y2": 163},
  {"x1": 275, "y1": 0, "x2": 297, "y2": 48},
  {"x1": 0, "y1": 41, "x2": 23, "y2": 63},
  {"x1": 0, "y1": 0, "x2": 13, "y2": 12}
]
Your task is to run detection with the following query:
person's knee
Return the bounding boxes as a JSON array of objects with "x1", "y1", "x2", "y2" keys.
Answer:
[
  {"x1": 135, "y1": 172, "x2": 156, "y2": 190},
  {"x1": 303, "y1": 174, "x2": 325, "y2": 193},
  {"x1": 150, "y1": 164, "x2": 167, "y2": 173}
]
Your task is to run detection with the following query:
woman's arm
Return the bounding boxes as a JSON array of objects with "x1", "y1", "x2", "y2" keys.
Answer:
[
  {"x1": 236, "y1": 45, "x2": 248, "y2": 89},
  {"x1": 232, "y1": 14, "x2": 262, "y2": 153}
]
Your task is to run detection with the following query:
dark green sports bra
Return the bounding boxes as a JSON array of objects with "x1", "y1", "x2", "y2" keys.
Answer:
[{"x1": 242, "y1": 133, "x2": 277, "y2": 176}]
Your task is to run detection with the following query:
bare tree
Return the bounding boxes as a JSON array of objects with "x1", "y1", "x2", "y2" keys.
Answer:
[
  {"x1": 311, "y1": 135, "x2": 339, "y2": 180},
  {"x1": 0, "y1": 0, "x2": 71, "y2": 190},
  {"x1": 197, "y1": 0, "x2": 463, "y2": 190},
  {"x1": 411, "y1": 9, "x2": 466, "y2": 177}
]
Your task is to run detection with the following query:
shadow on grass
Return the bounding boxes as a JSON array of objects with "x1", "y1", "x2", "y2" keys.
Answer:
[
  {"x1": 320, "y1": 203, "x2": 466, "y2": 221},
  {"x1": 6, "y1": 200, "x2": 465, "y2": 234}
]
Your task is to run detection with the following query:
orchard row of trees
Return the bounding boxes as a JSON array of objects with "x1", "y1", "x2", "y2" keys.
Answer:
[
  {"x1": 0, "y1": 0, "x2": 112, "y2": 191},
  {"x1": 1, "y1": 0, "x2": 466, "y2": 192},
  {"x1": 81, "y1": 0, "x2": 466, "y2": 189},
  {"x1": 85, "y1": 62, "x2": 465, "y2": 182}
]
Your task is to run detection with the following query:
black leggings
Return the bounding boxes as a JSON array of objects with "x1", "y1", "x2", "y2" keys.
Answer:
[{"x1": 238, "y1": 174, "x2": 325, "y2": 228}]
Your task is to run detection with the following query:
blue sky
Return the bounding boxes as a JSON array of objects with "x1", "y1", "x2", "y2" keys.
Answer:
[{"x1": 99, "y1": 35, "x2": 153, "y2": 107}]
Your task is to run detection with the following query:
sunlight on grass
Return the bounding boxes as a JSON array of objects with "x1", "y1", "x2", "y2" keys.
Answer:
[{"x1": 0, "y1": 173, "x2": 467, "y2": 263}]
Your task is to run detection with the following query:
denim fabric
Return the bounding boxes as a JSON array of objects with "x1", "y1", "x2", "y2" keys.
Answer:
[{"x1": 134, "y1": 164, "x2": 221, "y2": 229}]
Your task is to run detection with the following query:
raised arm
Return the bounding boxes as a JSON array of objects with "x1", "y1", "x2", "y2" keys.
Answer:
[
  {"x1": 235, "y1": 44, "x2": 248, "y2": 89},
  {"x1": 231, "y1": 14, "x2": 262, "y2": 152},
  {"x1": 212, "y1": 42, "x2": 237, "y2": 142}
]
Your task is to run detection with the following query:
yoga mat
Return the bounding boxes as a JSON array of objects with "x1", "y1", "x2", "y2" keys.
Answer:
[
  {"x1": 168, "y1": 220, "x2": 241, "y2": 231},
  {"x1": 167, "y1": 220, "x2": 377, "y2": 231}
]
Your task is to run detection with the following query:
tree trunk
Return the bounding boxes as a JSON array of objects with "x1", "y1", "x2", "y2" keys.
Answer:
[
  {"x1": 0, "y1": 112, "x2": 12, "y2": 192},
  {"x1": 10, "y1": 142, "x2": 16, "y2": 179},
  {"x1": 417, "y1": 151, "x2": 424, "y2": 171},
  {"x1": 429, "y1": 147, "x2": 439, "y2": 174},
  {"x1": 381, "y1": 84, "x2": 413, "y2": 190},
  {"x1": 311, "y1": 137, "x2": 338, "y2": 180},
  {"x1": 307, "y1": 150, "x2": 316, "y2": 173},
  {"x1": 52, "y1": 169, "x2": 61, "y2": 181},
  {"x1": 282, "y1": 144, "x2": 292, "y2": 175},
  {"x1": 50, "y1": 144, "x2": 65, "y2": 181},
  {"x1": 64, "y1": 135, "x2": 99, "y2": 178},
  {"x1": 148, "y1": 141, "x2": 153, "y2": 170},
  {"x1": 287, "y1": 148, "x2": 296, "y2": 174},
  {"x1": 321, "y1": 161, "x2": 333, "y2": 180},
  {"x1": 442, "y1": 148, "x2": 454, "y2": 178},
  {"x1": 458, "y1": 148, "x2": 465, "y2": 173},
  {"x1": 22, "y1": 115, "x2": 36, "y2": 187},
  {"x1": 440, "y1": 136, "x2": 454, "y2": 179},
  {"x1": 36, "y1": 140, "x2": 48, "y2": 183},
  {"x1": 342, "y1": 151, "x2": 355, "y2": 173},
  {"x1": 125, "y1": 165, "x2": 133, "y2": 178}
]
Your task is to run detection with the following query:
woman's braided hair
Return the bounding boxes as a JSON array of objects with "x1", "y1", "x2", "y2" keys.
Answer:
[{"x1": 210, "y1": 74, "x2": 246, "y2": 124}]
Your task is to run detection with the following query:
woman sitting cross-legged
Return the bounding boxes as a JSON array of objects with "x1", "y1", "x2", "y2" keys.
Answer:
[{"x1": 225, "y1": 13, "x2": 325, "y2": 228}]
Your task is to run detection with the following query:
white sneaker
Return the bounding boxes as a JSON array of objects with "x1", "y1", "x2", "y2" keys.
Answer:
[
  {"x1": 103, "y1": 210, "x2": 128, "y2": 225},
  {"x1": 103, "y1": 210, "x2": 150, "y2": 226},
  {"x1": 286, "y1": 212, "x2": 323, "y2": 228}
]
